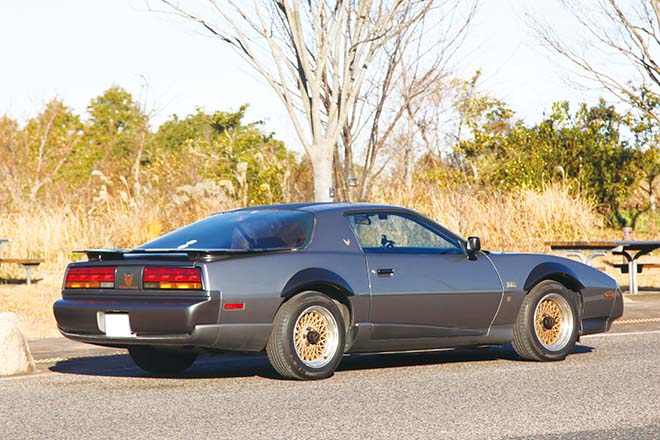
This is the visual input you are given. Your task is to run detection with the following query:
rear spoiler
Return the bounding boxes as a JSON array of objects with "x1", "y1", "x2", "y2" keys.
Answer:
[{"x1": 75, "y1": 247, "x2": 288, "y2": 262}]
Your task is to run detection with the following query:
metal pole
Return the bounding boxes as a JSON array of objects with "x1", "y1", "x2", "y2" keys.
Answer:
[
  {"x1": 623, "y1": 227, "x2": 635, "y2": 294},
  {"x1": 25, "y1": 266, "x2": 32, "y2": 285}
]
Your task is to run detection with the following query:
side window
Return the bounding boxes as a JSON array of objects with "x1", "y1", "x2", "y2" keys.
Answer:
[{"x1": 346, "y1": 212, "x2": 462, "y2": 254}]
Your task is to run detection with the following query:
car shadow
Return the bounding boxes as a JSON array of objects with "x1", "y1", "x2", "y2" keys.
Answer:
[
  {"x1": 49, "y1": 352, "x2": 281, "y2": 380},
  {"x1": 337, "y1": 343, "x2": 593, "y2": 373},
  {"x1": 48, "y1": 343, "x2": 594, "y2": 380}
]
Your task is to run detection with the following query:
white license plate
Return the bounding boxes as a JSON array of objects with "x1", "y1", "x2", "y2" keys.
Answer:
[{"x1": 104, "y1": 313, "x2": 133, "y2": 337}]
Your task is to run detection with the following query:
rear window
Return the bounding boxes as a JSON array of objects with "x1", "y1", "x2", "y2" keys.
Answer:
[{"x1": 139, "y1": 209, "x2": 314, "y2": 251}]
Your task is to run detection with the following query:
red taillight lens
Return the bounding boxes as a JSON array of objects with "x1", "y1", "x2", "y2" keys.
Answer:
[
  {"x1": 65, "y1": 267, "x2": 115, "y2": 289},
  {"x1": 143, "y1": 267, "x2": 202, "y2": 290}
]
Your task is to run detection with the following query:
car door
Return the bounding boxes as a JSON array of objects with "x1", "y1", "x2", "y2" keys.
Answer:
[{"x1": 346, "y1": 211, "x2": 503, "y2": 339}]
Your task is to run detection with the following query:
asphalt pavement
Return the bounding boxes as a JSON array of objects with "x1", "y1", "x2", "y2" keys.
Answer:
[{"x1": 2, "y1": 294, "x2": 660, "y2": 439}]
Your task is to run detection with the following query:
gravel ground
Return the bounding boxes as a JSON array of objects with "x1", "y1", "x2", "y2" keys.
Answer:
[{"x1": 2, "y1": 331, "x2": 660, "y2": 440}]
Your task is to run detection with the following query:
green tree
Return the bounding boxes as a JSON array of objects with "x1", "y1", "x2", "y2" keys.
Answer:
[
  {"x1": 450, "y1": 96, "x2": 639, "y2": 226},
  {"x1": 0, "y1": 115, "x2": 22, "y2": 206},
  {"x1": 625, "y1": 89, "x2": 660, "y2": 215},
  {"x1": 452, "y1": 72, "x2": 515, "y2": 180},
  {"x1": 18, "y1": 99, "x2": 84, "y2": 201},
  {"x1": 79, "y1": 86, "x2": 149, "y2": 185},
  {"x1": 153, "y1": 105, "x2": 296, "y2": 205},
  {"x1": 0, "y1": 115, "x2": 20, "y2": 174}
]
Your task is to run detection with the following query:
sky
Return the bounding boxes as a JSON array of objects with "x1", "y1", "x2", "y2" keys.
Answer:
[{"x1": 0, "y1": 0, "x2": 608, "y2": 153}]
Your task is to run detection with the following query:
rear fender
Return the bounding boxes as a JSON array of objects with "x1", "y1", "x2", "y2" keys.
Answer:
[
  {"x1": 280, "y1": 268, "x2": 355, "y2": 343},
  {"x1": 281, "y1": 268, "x2": 354, "y2": 300}
]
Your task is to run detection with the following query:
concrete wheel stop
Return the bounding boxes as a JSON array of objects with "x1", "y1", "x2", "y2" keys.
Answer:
[{"x1": 0, "y1": 312, "x2": 36, "y2": 376}]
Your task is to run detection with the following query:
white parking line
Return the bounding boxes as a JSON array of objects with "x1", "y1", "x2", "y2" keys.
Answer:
[
  {"x1": 583, "y1": 329, "x2": 660, "y2": 339},
  {"x1": 615, "y1": 317, "x2": 660, "y2": 324}
]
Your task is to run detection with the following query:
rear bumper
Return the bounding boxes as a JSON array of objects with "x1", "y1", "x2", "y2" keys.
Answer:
[
  {"x1": 54, "y1": 292, "x2": 220, "y2": 335},
  {"x1": 58, "y1": 323, "x2": 272, "y2": 352},
  {"x1": 610, "y1": 286, "x2": 625, "y2": 321},
  {"x1": 582, "y1": 286, "x2": 625, "y2": 336},
  {"x1": 59, "y1": 324, "x2": 221, "y2": 348},
  {"x1": 53, "y1": 292, "x2": 272, "y2": 351}
]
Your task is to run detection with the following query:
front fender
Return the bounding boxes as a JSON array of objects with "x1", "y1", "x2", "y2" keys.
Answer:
[{"x1": 523, "y1": 262, "x2": 585, "y2": 293}]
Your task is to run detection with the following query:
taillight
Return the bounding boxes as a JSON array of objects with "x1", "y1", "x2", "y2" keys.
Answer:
[
  {"x1": 65, "y1": 267, "x2": 115, "y2": 289},
  {"x1": 143, "y1": 267, "x2": 202, "y2": 290}
]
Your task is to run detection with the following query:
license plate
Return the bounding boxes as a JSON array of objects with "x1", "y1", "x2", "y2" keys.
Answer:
[{"x1": 104, "y1": 313, "x2": 133, "y2": 337}]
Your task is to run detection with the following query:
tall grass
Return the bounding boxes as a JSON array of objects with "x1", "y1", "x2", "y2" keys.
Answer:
[
  {"x1": 0, "y1": 185, "x2": 238, "y2": 277},
  {"x1": 378, "y1": 183, "x2": 605, "y2": 252}
]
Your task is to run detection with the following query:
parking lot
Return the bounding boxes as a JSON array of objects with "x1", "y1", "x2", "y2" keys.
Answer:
[{"x1": 2, "y1": 295, "x2": 660, "y2": 440}]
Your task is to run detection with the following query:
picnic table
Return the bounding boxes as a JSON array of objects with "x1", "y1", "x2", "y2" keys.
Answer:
[
  {"x1": 545, "y1": 240, "x2": 660, "y2": 295},
  {"x1": 0, "y1": 238, "x2": 44, "y2": 285}
]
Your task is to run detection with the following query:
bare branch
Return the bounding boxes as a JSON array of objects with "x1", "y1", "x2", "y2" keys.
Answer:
[{"x1": 532, "y1": 0, "x2": 660, "y2": 124}]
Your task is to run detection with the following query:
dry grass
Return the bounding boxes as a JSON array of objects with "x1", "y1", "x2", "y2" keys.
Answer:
[
  {"x1": 0, "y1": 275, "x2": 63, "y2": 339},
  {"x1": 382, "y1": 182, "x2": 660, "y2": 290},
  {"x1": 0, "y1": 186, "x2": 238, "y2": 277},
  {"x1": 379, "y1": 182, "x2": 606, "y2": 252}
]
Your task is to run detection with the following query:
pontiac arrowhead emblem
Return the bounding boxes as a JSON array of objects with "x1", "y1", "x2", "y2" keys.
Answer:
[
  {"x1": 118, "y1": 272, "x2": 138, "y2": 289},
  {"x1": 343, "y1": 239, "x2": 351, "y2": 246}
]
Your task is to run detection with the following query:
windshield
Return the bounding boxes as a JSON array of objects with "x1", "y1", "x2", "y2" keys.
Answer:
[{"x1": 138, "y1": 209, "x2": 314, "y2": 251}]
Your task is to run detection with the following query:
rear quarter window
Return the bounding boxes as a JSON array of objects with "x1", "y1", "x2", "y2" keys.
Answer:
[{"x1": 139, "y1": 209, "x2": 314, "y2": 250}]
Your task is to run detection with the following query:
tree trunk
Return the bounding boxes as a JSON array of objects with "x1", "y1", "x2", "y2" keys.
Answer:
[
  {"x1": 332, "y1": 147, "x2": 349, "y2": 202},
  {"x1": 649, "y1": 175, "x2": 657, "y2": 213},
  {"x1": 403, "y1": 114, "x2": 415, "y2": 191},
  {"x1": 650, "y1": 191, "x2": 657, "y2": 213},
  {"x1": 404, "y1": 145, "x2": 414, "y2": 191},
  {"x1": 310, "y1": 148, "x2": 334, "y2": 202}
]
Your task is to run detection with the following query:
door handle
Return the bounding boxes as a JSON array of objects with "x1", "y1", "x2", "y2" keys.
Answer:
[{"x1": 374, "y1": 268, "x2": 394, "y2": 276}]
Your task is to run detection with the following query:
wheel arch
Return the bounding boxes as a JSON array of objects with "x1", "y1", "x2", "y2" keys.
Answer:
[
  {"x1": 523, "y1": 262, "x2": 585, "y2": 326},
  {"x1": 523, "y1": 262, "x2": 584, "y2": 294},
  {"x1": 280, "y1": 268, "x2": 353, "y2": 327}
]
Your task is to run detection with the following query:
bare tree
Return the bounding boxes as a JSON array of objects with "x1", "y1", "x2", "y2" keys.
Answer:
[
  {"x1": 533, "y1": 0, "x2": 660, "y2": 123},
  {"x1": 333, "y1": 1, "x2": 477, "y2": 201},
  {"x1": 156, "y1": 0, "x2": 430, "y2": 202}
]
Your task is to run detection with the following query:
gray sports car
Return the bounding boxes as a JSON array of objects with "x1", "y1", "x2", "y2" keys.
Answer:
[{"x1": 54, "y1": 203, "x2": 623, "y2": 379}]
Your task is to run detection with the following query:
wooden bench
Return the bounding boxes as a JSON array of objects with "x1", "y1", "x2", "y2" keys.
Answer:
[{"x1": 0, "y1": 258, "x2": 44, "y2": 285}]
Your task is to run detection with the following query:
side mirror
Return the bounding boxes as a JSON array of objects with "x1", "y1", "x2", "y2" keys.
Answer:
[{"x1": 466, "y1": 236, "x2": 481, "y2": 260}]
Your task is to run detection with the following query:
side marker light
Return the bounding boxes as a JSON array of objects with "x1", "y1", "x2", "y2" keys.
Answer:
[{"x1": 223, "y1": 303, "x2": 245, "y2": 310}]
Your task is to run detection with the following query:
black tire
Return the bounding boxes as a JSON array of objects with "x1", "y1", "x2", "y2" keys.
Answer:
[
  {"x1": 128, "y1": 347, "x2": 198, "y2": 374},
  {"x1": 512, "y1": 280, "x2": 579, "y2": 361},
  {"x1": 266, "y1": 292, "x2": 346, "y2": 380}
]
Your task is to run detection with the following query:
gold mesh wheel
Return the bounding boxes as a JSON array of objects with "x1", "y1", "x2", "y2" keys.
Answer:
[
  {"x1": 293, "y1": 305, "x2": 339, "y2": 368},
  {"x1": 533, "y1": 292, "x2": 574, "y2": 351}
]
